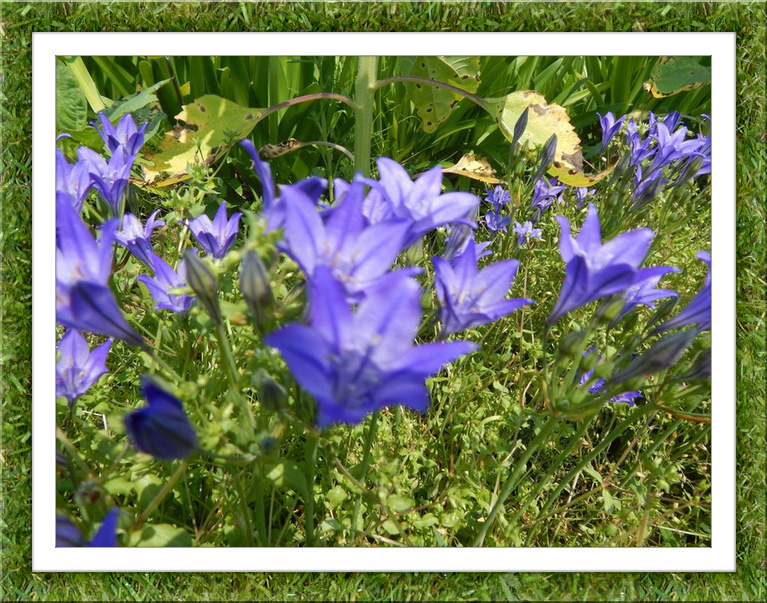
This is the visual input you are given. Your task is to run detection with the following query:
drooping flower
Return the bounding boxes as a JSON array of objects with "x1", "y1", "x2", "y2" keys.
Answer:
[
  {"x1": 547, "y1": 203, "x2": 673, "y2": 325},
  {"x1": 597, "y1": 111, "x2": 626, "y2": 152},
  {"x1": 433, "y1": 238, "x2": 534, "y2": 337},
  {"x1": 56, "y1": 193, "x2": 145, "y2": 347},
  {"x1": 185, "y1": 201, "x2": 242, "y2": 259},
  {"x1": 124, "y1": 377, "x2": 199, "y2": 461},
  {"x1": 265, "y1": 266, "x2": 477, "y2": 427},
  {"x1": 57, "y1": 508, "x2": 120, "y2": 547},
  {"x1": 91, "y1": 112, "x2": 148, "y2": 156},
  {"x1": 513, "y1": 220, "x2": 543, "y2": 247},
  {"x1": 279, "y1": 178, "x2": 413, "y2": 300},
  {"x1": 137, "y1": 252, "x2": 195, "y2": 314},
  {"x1": 368, "y1": 158, "x2": 480, "y2": 247},
  {"x1": 114, "y1": 210, "x2": 165, "y2": 270},
  {"x1": 77, "y1": 146, "x2": 135, "y2": 217},
  {"x1": 654, "y1": 251, "x2": 711, "y2": 334},
  {"x1": 56, "y1": 330, "x2": 112, "y2": 407}
]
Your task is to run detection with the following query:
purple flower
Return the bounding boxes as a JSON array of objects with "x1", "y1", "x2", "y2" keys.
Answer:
[
  {"x1": 615, "y1": 269, "x2": 680, "y2": 322},
  {"x1": 547, "y1": 203, "x2": 672, "y2": 325},
  {"x1": 443, "y1": 206, "x2": 479, "y2": 261},
  {"x1": 530, "y1": 177, "x2": 567, "y2": 212},
  {"x1": 369, "y1": 158, "x2": 480, "y2": 247},
  {"x1": 574, "y1": 187, "x2": 595, "y2": 208},
  {"x1": 56, "y1": 330, "x2": 112, "y2": 406},
  {"x1": 655, "y1": 251, "x2": 711, "y2": 334},
  {"x1": 279, "y1": 178, "x2": 413, "y2": 300},
  {"x1": 185, "y1": 202, "x2": 242, "y2": 259},
  {"x1": 626, "y1": 120, "x2": 656, "y2": 167},
  {"x1": 77, "y1": 147, "x2": 135, "y2": 217},
  {"x1": 513, "y1": 221, "x2": 543, "y2": 246},
  {"x1": 56, "y1": 194, "x2": 145, "y2": 347},
  {"x1": 56, "y1": 509, "x2": 120, "y2": 548},
  {"x1": 137, "y1": 252, "x2": 195, "y2": 314},
  {"x1": 124, "y1": 377, "x2": 199, "y2": 461},
  {"x1": 484, "y1": 185, "x2": 511, "y2": 210},
  {"x1": 485, "y1": 210, "x2": 510, "y2": 233},
  {"x1": 433, "y1": 238, "x2": 534, "y2": 337},
  {"x1": 597, "y1": 112, "x2": 626, "y2": 152},
  {"x1": 56, "y1": 148, "x2": 93, "y2": 213},
  {"x1": 646, "y1": 122, "x2": 706, "y2": 175},
  {"x1": 91, "y1": 112, "x2": 147, "y2": 156},
  {"x1": 265, "y1": 266, "x2": 477, "y2": 427},
  {"x1": 632, "y1": 165, "x2": 668, "y2": 209},
  {"x1": 577, "y1": 351, "x2": 641, "y2": 406},
  {"x1": 114, "y1": 210, "x2": 165, "y2": 270}
]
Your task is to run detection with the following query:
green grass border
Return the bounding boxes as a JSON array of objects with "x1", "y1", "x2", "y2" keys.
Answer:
[{"x1": 2, "y1": 2, "x2": 764, "y2": 601}]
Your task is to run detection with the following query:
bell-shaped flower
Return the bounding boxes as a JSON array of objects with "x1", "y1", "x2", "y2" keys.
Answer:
[
  {"x1": 654, "y1": 251, "x2": 711, "y2": 334},
  {"x1": 279, "y1": 178, "x2": 413, "y2": 300},
  {"x1": 91, "y1": 112, "x2": 147, "y2": 156},
  {"x1": 530, "y1": 177, "x2": 566, "y2": 212},
  {"x1": 56, "y1": 194, "x2": 145, "y2": 347},
  {"x1": 56, "y1": 148, "x2": 93, "y2": 213},
  {"x1": 646, "y1": 122, "x2": 706, "y2": 176},
  {"x1": 137, "y1": 252, "x2": 195, "y2": 314},
  {"x1": 56, "y1": 330, "x2": 112, "y2": 406},
  {"x1": 613, "y1": 268, "x2": 680, "y2": 323},
  {"x1": 265, "y1": 267, "x2": 477, "y2": 427},
  {"x1": 77, "y1": 147, "x2": 135, "y2": 217},
  {"x1": 114, "y1": 210, "x2": 165, "y2": 270},
  {"x1": 597, "y1": 111, "x2": 626, "y2": 152},
  {"x1": 485, "y1": 210, "x2": 510, "y2": 233},
  {"x1": 433, "y1": 238, "x2": 534, "y2": 337},
  {"x1": 484, "y1": 185, "x2": 511, "y2": 211},
  {"x1": 547, "y1": 203, "x2": 672, "y2": 325},
  {"x1": 124, "y1": 377, "x2": 199, "y2": 461},
  {"x1": 185, "y1": 201, "x2": 242, "y2": 259},
  {"x1": 369, "y1": 158, "x2": 480, "y2": 248}
]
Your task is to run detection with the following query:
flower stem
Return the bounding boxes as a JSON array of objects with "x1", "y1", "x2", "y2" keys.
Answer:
[
  {"x1": 304, "y1": 429, "x2": 320, "y2": 547},
  {"x1": 133, "y1": 459, "x2": 189, "y2": 531},
  {"x1": 373, "y1": 75, "x2": 490, "y2": 112},
  {"x1": 354, "y1": 56, "x2": 378, "y2": 176},
  {"x1": 471, "y1": 414, "x2": 559, "y2": 547},
  {"x1": 351, "y1": 411, "x2": 380, "y2": 537}
]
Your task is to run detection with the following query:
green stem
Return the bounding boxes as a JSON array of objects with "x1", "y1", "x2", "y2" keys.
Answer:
[
  {"x1": 373, "y1": 75, "x2": 490, "y2": 112},
  {"x1": 262, "y1": 92, "x2": 358, "y2": 121},
  {"x1": 524, "y1": 403, "x2": 656, "y2": 545},
  {"x1": 354, "y1": 56, "x2": 378, "y2": 176},
  {"x1": 304, "y1": 430, "x2": 321, "y2": 547},
  {"x1": 471, "y1": 415, "x2": 560, "y2": 547},
  {"x1": 351, "y1": 412, "x2": 380, "y2": 536},
  {"x1": 253, "y1": 465, "x2": 268, "y2": 546},
  {"x1": 133, "y1": 460, "x2": 189, "y2": 530}
]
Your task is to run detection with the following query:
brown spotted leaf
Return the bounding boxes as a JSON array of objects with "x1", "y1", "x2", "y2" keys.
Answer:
[
  {"x1": 140, "y1": 95, "x2": 267, "y2": 186},
  {"x1": 443, "y1": 152, "x2": 503, "y2": 185}
]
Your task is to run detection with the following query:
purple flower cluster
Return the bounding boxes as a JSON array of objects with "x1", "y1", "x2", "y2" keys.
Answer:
[{"x1": 483, "y1": 185, "x2": 511, "y2": 233}]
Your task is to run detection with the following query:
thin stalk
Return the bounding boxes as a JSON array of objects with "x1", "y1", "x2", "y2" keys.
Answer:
[
  {"x1": 373, "y1": 75, "x2": 490, "y2": 112},
  {"x1": 253, "y1": 465, "x2": 268, "y2": 547},
  {"x1": 524, "y1": 404, "x2": 656, "y2": 545},
  {"x1": 304, "y1": 430, "x2": 320, "y2": 547},
  {"x1": 133, "y1": 460, "x2": 190, "y2": 530},
  {"x1": 351, "y1": 412, "x2": 380, "y2": 535},
  {"x1": 471, "y1": 415, "x2": 560, "y2": 547},
  {"x1": 354, "y1": 57, "x2": 378, "y2": 176}
]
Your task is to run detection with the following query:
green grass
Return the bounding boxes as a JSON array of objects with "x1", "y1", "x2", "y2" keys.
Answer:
[{"x1": 2, "y1": 1, "x2": 765, "y2": 601}]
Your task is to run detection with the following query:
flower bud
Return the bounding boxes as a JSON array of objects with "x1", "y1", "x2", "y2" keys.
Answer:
[
  {"x1": 184, "y1": 249, "x2": 222, "y2": 326},
  {"x1": 511, "y1": 106, "x2": 529, "y2": 150},
  {"x1": 580, "y1": 350, "x2": 599, "y2": 372},
  {"x1": 558, "y1": 330, "x2": 588, "y2": 358},
  {"x1": 644, "y1": 297, "x2": 680, "y2": 333},
  {"x1": 252, "y1": 368, "x2": 287, "y2": 413},
  {"x1": 533, "y1": 133, "x2": 557, "y2": 183},
  {"x1": 610, "y1": 330, "x2": 696, "y2": 385},
  {"x1": 592, "y1": 362, "x2": 614, "y2": 380},
  {"x1": 240, "y1": 250, "x2": 273, "y2": 330},
  {"x1": 596, "y1": 297, "x2": 626, "y2": 325}
]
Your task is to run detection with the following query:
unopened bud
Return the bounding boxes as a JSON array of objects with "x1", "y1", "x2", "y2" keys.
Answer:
[
  {"x1": 558, "y1": 330, "x2": 588, "y2": 358},
  {"x1": 644, "y1": 297, "x2": 680, "y2": 333},
  {"x1": 184, "y1": 250, "x2": 222, "y2": 326},
  {"x1": 511, "y1": 106, "x2": 529, "y2": 150},
  {"x1": 533, "y1": 133, "x2": 557, "y2": 182},
  {"x1": 610, "y1": 330, "x2": 696, "y2": 385},
  {"x1": 252, "y1": 368, "x2": 287, "y2": 413},
  {"x1": 596, "y1": 298, "x2": 626, "y2": 324},
  {"x1": 580, "y1": 351, "x2": 599, "y2": 372},
  {"x1": 592, "y1": 362, "x2": 613, "y2": 380},
  {"x1": 240, "y1": 250, "x2": 273, "y2": 330}
]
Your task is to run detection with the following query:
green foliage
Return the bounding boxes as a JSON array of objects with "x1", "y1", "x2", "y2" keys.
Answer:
[{"x1": 3, "y1": 2, "x2": 765, "y2": 603}]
